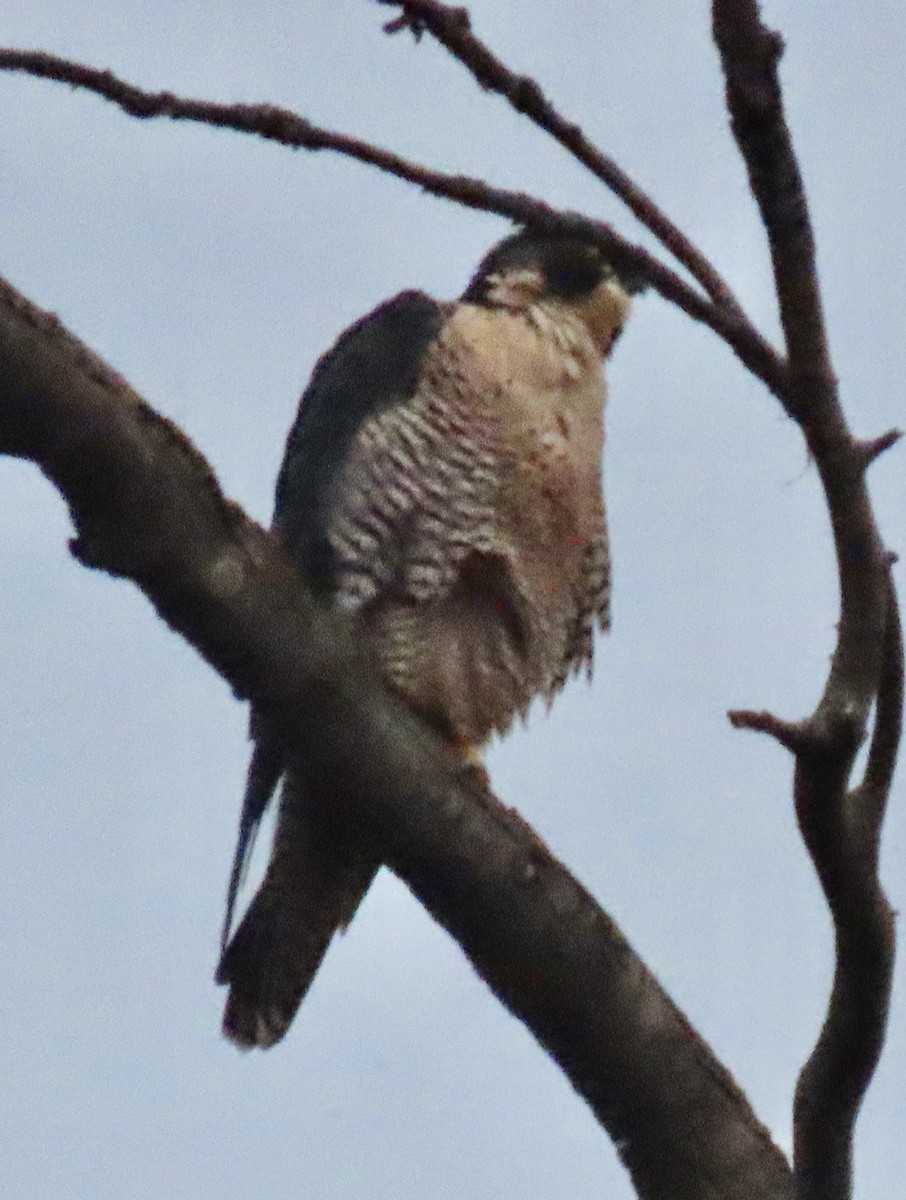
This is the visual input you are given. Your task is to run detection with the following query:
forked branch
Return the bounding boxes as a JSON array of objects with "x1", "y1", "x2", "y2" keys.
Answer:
[
  {"x1": 378, "y1": 0, "x2": 746, "y2": 315},
  {"x1": 713, "y1": 4, "x2": 901, "y2": 1198},
  {"x1": 0, "y1": 47, "x2": 786, "y2": 397},
  {"x1": 0, "y1": 4, "x2": 900, "y2": 1199},
  {"x1": 791, "y1": 579, "x2": 900, "y2": 1200}
]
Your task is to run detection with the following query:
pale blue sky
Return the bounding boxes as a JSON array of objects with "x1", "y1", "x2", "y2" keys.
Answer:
[{"x1": 1, "y1": 3, "x2": 903, "y2": 1198}]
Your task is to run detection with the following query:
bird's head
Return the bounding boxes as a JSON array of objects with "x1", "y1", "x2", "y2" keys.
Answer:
[{"x1": 462, "y1": 228, "x2": 641, "y2": 357}]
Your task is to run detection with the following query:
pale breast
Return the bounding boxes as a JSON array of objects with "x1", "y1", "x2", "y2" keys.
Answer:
[
  {"x1": 329, "y1": 300, "x2": 611, "y2": 746},
  {"x1": 418, "y1": 303, "x2": 611, "y2": 722},
  {"x1": 439, "y1": 301, "x2": 607, "y2": 578}
]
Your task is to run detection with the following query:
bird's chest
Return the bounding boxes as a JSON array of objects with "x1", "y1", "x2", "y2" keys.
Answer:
[{"x1": 439, "y1": 304, "x2": 606, "y2": 531}]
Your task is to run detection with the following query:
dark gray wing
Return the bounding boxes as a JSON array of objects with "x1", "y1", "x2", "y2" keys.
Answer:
[
  {"x1": 272, "y1": 289, "x2": 448, "y2": 591},
  {"x1": 219, "y1": 290, "x2": 447, "y2": 950}
]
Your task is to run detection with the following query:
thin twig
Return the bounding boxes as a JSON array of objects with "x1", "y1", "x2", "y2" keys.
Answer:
[
  {"x1": 855, "y1": 428, "x2": 903, "y2": 468},
  {"x1": 0, "y1": 47, "x2": 789, "y2": 399},
  {"x1": 379, "y1": 0, "x2": 747, "y2": 316},
  {"x1": 727, "y1": 709, "x2": 814, "y2": 755}
]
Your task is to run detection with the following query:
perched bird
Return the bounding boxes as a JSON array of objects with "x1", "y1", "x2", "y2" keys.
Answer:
[{"x1": 216, "y1": 227, "x2": 636, "y2": 1048}]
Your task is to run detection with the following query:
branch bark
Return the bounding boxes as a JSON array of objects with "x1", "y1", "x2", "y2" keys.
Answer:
[
  {"x1": 0, "y1": 274, "x2": 795, "y2": 1200},
  {"x1": 713, "y1": 5, "x2": 901, "y2": 1198},
  {"x1": 0, "y1": 4, "x2": 901, "y2": 1198},
  {"x1": 0, "y1": 46, "x2": 787, "y2": 399},
  {"x1": 379, "y1": 0, "x2": 746, "y2": 315}
]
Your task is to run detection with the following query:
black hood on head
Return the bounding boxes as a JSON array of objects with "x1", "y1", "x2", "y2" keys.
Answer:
[{"x1": 462, "y1": 227, "x2": 646, "y2": 305}]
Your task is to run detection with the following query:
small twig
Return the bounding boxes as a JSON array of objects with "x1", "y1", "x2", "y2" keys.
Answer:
[
  {"x1": 379, "y1": 0, "x2": 747, "y2": 315},
  {"x1": 727, "y1": 709, "x2": 815, "y2": 756},
  {"x1": 855, "y1": 427, "x2": 903, "y2": 468},
  {"x1": 0, "y1": 47, "x2": 789, "y2": 399}
]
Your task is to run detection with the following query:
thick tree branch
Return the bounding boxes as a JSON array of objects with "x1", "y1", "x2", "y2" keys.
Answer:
[
  {"x1": 378, "y1": 0, "x2": 747, "y2": 316},
  {"x1": 713, "y1": 6, "x2": 901, "y2": 1198},
  {"x1": 1, "y1": 11, "x2": 900, "y2": 1198},
  {"x1": 0, "y1": 275, "x2": 796, "y2": 1200},
  {"x1": 0, "y1": 47, "x2": 787, "y2": 400}
]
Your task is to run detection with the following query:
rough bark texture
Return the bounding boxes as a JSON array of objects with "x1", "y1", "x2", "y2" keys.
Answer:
[
  {"x1": 713, "y1": 5, "x2": 900, "y2": 1198},
  {"x1": 0, "y1": 273, "x2": 795, "y2": 1200},
  {"x1": 0, "y1": 2, "x2": 901, "y2": 1197}
]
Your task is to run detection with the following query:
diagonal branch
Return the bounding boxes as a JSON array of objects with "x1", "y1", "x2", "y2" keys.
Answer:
[
  {"x1": 713, "y1": 6, "x2": 901, "y2": 1199},
  {"x1": 0, "y1": 47, "x2": 788, "y2": 400},
  {"x1": 378, "y1": 0, "x2": 746, "y2": 315},
  {"x1": 3, "y1": 13, "x2": 898, "y2": 1197},
  {"x1": 0, "y1": 272, "x2": 796, "y2": 1200}
]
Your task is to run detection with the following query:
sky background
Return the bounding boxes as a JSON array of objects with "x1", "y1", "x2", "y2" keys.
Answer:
[{"x1": 0, "y1": 3, "x2": 903, "y2": 1198}]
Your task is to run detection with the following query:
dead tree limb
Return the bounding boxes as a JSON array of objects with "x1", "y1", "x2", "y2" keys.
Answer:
[
  {"x1": 713, "y1": 4, "x2": 901, "y2": 1198},
  {"x1": 378, "y1": 0, "x2": 746, "y2": 315},
  {"x1": 0, "y1": 2, "x2": 901, "y2": 1197},
  {"x1": 0, "y1": 274, "x2": 794, "y2": 1200},
  {"x1": 0, "y1": 46, "x2": 785, "y2": 396}
]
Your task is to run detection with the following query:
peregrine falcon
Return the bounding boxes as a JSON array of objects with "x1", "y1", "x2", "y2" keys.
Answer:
[{"x1": 216, "y1": 228, "x2": 635, "y2": 1048}]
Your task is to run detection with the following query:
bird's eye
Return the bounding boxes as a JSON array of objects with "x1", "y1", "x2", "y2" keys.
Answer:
[{"x1": 547, "y1": 257, "x2": 601, "y2": 298}]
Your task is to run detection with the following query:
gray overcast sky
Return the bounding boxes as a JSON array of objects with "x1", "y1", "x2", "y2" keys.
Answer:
[{"x1": 1, "y1": 3, "x2": 903, "y2": 1198}]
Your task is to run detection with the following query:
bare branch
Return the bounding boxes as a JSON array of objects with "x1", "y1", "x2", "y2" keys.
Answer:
[
  {"x1": 0, "y1": 47, "x2": 788, "y2": 399},
  {"x1": 379, "y1": 0, "x2": 746, "y2": 315},
  {"x1": 0, "y1": 272, "x2": 796, "y2": 1200},
  {"x1": 791, "y1": 574, "x2": 900, "y2": 1200},
  {"x1": 854, "y1": 428, "x2": 903, "y2": 468},
  {"x1": 713, "y1": 6, "x2": 902, "y2": 1197},
  {"x1": 861, "y1": 577, "x2": 904, "y2": 832},
  {"x1": 712, "y1": 2, "x2": 831, "y2": 386},
  {"x1": 2, "y1": 14, "x2": 899, "y2": 1197},
  {"x1": 727, "y1": 710, "x2": 815, "y2": 755}
]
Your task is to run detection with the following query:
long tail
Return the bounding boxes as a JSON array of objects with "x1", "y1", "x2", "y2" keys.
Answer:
[
  {"x1": 216, "y1": 773, "x2": 377, "y2": 1049},
  {"x1": 220, "y1": 737, "x2": 284, "y2": 955}
]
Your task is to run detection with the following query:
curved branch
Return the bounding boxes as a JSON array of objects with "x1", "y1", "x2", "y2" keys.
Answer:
[
  {"x1": 0, "y1": 274, "x2": 796, "y2": 1200},
  {"x1": 713, "y1": 6, "x2": 901, "y2": 1198},
  {"x1": 0, "y1": 47, "x2": 788, "y2": 400},
  {"x1": 861, "y1": 577, "x2": 904, "y2": 827},
  {"x1": 2, "y1": 15, "x2": 899, "y2": 1197},
  {"x1": 379, "y1": 0, "x2": 746, "y2": 315},
  {"x1": 792, "y1": 576, "x2": 900, "y2": 1200}
]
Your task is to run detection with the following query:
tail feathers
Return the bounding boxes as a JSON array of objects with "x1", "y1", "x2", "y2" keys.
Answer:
[
  {"x1": 216, "y1": 889, "x2": 337, "y2": 1049},
  {"x1": 221, "y1": 734, "x2": 284, "y2": 954},
  {"x1": 216, "y1": 795, "x2": 377, "y2": 1049}
]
